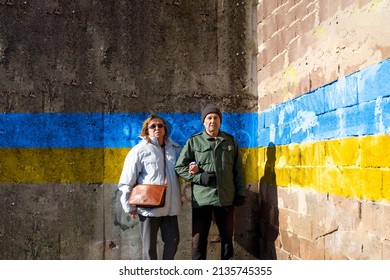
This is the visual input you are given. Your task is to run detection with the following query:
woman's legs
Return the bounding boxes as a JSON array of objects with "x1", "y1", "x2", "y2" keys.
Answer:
[{"x1": 138, "y1": 215, "x2": 160, "y2": 260}]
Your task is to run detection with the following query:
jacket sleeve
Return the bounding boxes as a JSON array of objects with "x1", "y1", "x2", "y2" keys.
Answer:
[
  {"x1": 175, "y1": 139, "x2": 202, "y2": 184},
  {"x1": 118, "y1": 148, "x2": 141, "y2": 213}
]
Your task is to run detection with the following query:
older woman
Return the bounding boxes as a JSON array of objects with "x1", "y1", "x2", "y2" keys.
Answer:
[{"x1": 118, "y1": 114, "x2": 182, "y2": 260}]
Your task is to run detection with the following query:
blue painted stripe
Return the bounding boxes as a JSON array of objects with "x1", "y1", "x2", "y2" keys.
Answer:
[
  {"x1": 0, "y1": 113, "x2": 104, "y2": 148},
  {"x1": 0, "y1": 112, "x2": 258, "y2": 148},
  {"x1": 258, "y1": 58, "x2": 390, "y2": 147}
]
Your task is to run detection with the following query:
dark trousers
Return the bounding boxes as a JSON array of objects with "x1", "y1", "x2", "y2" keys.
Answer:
[
  {"x1": 138, "y1": 215, "x2": 180, "y2": 260},
  {"x1": 192, "y1": 205, "x2": 235, "y2": 260}
]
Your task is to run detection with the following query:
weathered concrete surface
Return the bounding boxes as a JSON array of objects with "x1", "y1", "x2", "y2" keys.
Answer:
[
  {"x1": 0, "y1": 0, "x2": 257, "y2": 114},
  {"x1": 0, "y1": 183, "x2": 104, "y2": 259},
  {"x1": 0, "y1": 1, "x2": 257, "y2": 259}
]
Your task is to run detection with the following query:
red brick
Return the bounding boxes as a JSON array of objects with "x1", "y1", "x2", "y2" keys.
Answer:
[
  {"x1": 259, "y1": 94, "x2": 273, "y2": 111},
  {"x1": 309, "y1": 66, "x2": 327, "y2": 92},
  {"x1": 283, "y1": 20, "x2": 298, "y2": 45},
  {"x1": 278, "y1": 248, "x2": 296, "y2": 259},
  {"x1": 298, "y1": 73, "x2": 311, "y2": 94},
  {"x1": 261, "y1": 15, "x2": 278, "y2": 41},
  {"x1": 270, "y1": 51, "x2": 287, "y2": 77},
  {"x1": 298, "y1": 11, "x2": 318, "y2": 35},
  {"x1": 257, "y1": 22, "x2": 263, "y2": 43},
  {"x1": 283, "y1": 7, "x2": 299, "y2": 28},
  {"x1": 261, "y1": 0, "x2": 279, "y2": 20},
  {"x1": 274, "y1": 9, "x2": 286, "y2": 29},
  {"x1": 272, "y1": 88, "x2": 285, "y2": 104},
  {"x1": 277, "y1": 208, "x2": 291, "y2": 232},
  {"x1": 280, "y1": 229, "x2": 300, "y2": 257},
  {"x1": 257, "y1": 61, "x2": 271, "y2": 80},
  {"x1": 286, "y1": 36, "x2": 301, "y2": 63},
  {"x1": 300, "y1": 237, "x2": 325, "y2": 260},
  {"x1": 276, "y1": 31, "x2": 287, "y2": 54},
  {"x1": 280, "y1": 0, "x2": 295, "y2": 14},
  {"x1": 277, "y1": 187, "x2": 298, "y2": 212},
  {"x1": 267, "y1": 30, "x2": 284, "y2": 54},
  {"x1": 257, "y1": 51, "x2": 264, "y2": 69},
  {"x1": 294, "y1": 0, "x2": 311, "y2": 20},
  {"x1": 306, "y1": 1, "x2": 317, "y2": 14},
  {"x1": 262, "y1": 37, "x2": 279, "y2": 65},
  {"x1": 318, "y1": 1, "x2": 339, "y2": 22}
]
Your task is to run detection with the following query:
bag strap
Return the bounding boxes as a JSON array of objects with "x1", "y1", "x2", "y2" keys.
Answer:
[{"x1": 163, "y1": 144, "x2": 167, "y2": 185}]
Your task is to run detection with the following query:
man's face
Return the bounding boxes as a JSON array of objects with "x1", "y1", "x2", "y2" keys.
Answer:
[{"x1": 203, "y1": 113, "x2": 220, "y2": 136}]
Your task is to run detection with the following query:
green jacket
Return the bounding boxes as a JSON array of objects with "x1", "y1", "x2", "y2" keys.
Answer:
[{"x1": 175, "y1": 130, "x2": 245, "y2": 208}]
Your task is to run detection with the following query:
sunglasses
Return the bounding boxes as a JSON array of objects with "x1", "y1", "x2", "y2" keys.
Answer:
[{"x1": 148, "y1": 123, "x2": 164, "y2": 129}]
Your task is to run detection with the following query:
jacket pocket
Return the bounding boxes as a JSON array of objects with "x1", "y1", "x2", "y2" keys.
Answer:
[
  {"x1": 193, "y1": 145, "x2": 214, "y2": 168},
  {"x1": 221, "y1": 144, "x2": 234, "y2": 164}
]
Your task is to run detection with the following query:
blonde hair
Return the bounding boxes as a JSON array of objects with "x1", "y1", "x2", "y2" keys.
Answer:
[{"x1": 140, "y1": 114, "x2": 168, "y2": 143}]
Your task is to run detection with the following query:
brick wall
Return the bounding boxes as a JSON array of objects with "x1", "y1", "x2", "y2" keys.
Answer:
[
  {"x1": 257, "y1": 0, "x2": 390, "y2": 110},
  {"x1": 256, "y1": 0, "x2": 390, "y2": 259}
]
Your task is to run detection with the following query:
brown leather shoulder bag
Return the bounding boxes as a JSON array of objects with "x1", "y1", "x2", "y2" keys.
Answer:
[{"x1": 128, "y1": 184, "x2": 167, "y2": 208}]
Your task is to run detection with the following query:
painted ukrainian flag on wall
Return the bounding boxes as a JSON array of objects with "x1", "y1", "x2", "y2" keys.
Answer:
[
  {"x1": 0, "y1": 112, "x2": 258, "y2": 184},
  {"x1": 1, "y1": 59, "x2": 389, "y2": 204}
]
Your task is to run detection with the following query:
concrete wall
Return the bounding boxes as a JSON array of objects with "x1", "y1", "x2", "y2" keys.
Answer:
[
  {"x1": 0, "y1": 0, "x2": 257, "y2": 259},
  {"x1": 256, "y1": 0, "x2": 390, "y2": 259}
]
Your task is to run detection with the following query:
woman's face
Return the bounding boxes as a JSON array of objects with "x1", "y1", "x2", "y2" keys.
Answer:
[{"x1": 147, "y1": 118, "x2": 165, "y2": 143}]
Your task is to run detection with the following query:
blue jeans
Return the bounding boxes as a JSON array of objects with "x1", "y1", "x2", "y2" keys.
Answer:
[{"x1": 192, "y1": 205, "x2": 235, "y2": 260}]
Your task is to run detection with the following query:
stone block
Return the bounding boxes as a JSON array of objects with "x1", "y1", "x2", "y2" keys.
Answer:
[
  {"x1": 360, "y1": 135, "x2": 390, "y2": 168},
  {"x1": 325, "y1": 138, "x2": 359, "y2": 166},
  {"x1": 280, "y1": 229, "x2": 300, "y2": 257},
  {"x1": 300, "y1": 237, "x2": 325, "y2": 260},
  {"x1": 361, "y1": 201, "x2": 390, "y2": 240},
  {"x1": 383, "y1": 240, "x2": 390, "y2": 260},
  {"x1": 277, "y1": 186, "x2": 298, "y2": 211}
]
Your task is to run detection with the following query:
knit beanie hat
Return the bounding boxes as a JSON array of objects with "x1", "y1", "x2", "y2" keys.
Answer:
[{"x1": 201, "y1": 104, "x2": 222, "y2": 123}]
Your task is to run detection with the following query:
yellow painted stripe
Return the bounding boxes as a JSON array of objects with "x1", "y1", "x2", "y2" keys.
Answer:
[
  {"x1": 259, "y1": 134, "x2": 390, "y2": 202},
  {"x1": 0, "y1": 148, "x2": 258, "y2": 184},
  {"x1": 103, "y1": 148, "x2": 131, "y2": 183},
  {"x1": 239, "y1": 148, "x2": 259, "y2": 184},
  {"x1": 0, "y1": 148, "x2": 106, "y2": 183},
  {"x1": 2, "y1": 136, "x2": 389, "y2": 204}
]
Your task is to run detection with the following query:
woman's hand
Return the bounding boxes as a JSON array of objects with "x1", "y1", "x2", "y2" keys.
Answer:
[{"x1": 130, "y1": 209, "x2": 137, "y2": 219}]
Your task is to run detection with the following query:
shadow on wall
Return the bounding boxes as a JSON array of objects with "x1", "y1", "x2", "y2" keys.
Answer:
[
  {"x1": 233, "y1": 186, "x2": 261, "y2": 259},
  {"x1": 259, "y1": 142, "x2": 279, "y2": 260}
]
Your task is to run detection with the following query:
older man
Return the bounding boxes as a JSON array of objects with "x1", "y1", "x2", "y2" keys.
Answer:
[{"x1": 175, "y1": 104, "x2": 245, "y2": 260}]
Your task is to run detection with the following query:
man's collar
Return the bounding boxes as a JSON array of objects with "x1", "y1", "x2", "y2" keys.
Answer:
[{"x1": 202, "y1": 130, "x2": 223, "y2": 140}]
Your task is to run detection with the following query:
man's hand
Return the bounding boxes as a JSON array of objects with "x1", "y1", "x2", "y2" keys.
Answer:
[{"x1": 200, "y1": 171, "x2": 216, "y2": 186}]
